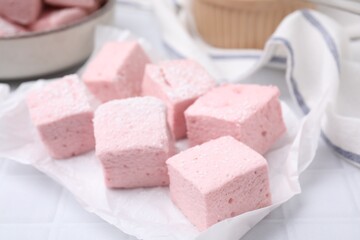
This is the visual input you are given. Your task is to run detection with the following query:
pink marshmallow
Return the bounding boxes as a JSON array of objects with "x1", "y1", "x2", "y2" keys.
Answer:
[
  {"x1": 29, "y1": 8, "x2": 88, "y2": 32},
  {"x1": 0, "y1": 0, "x2": 42, "y2": 25},
  {"x1": 94, "y1": 97, "x2": 175, "y2": 188},
  {"x1": 142, "y1": 60, "x2": 216, "y2": 140},
  {"x1": 167, "y1": 136, "x2": 271, "y2": 231},
  {"x1": 185, "y1": 84, "x2": 286, "y2": 154},
  {"x1": 83, "y1": 41, "x2": 151, "y2": 102},
  {"x1": 45, "y1": 0, "x2": 102, "y2": 10},
  {"x1": 0, "y1": 16, "x2": 28, "y2": 37},
  {"x1": 26, "y1": 75, "x2": 96, "y2": 159}
]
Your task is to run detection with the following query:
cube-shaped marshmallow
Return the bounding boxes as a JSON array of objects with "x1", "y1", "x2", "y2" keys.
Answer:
[
  {"x1": 26, "y1": 75, "x2": 96, "y2": 159},
  {"x1": 0, "y1": 0, "x2": 42, "y2": 25},
  {"x1": 94, "y1": 97, "x2": 175, "y2": 188},
  {"x1": 29, "y1": 8, "x2": 88, "y2": 32},
  {"x1": 185, "y1": 84, "x2": 286, "y2": 154},
  {"x1": 142, "y1": 60, "x2": 216, "y2": 139},
  {"x1": 83, "y1": 41, "x2": 151, "y2": 103},
  {"x1": 167, "y1": 136, "x2": 272, "y2": 230}
]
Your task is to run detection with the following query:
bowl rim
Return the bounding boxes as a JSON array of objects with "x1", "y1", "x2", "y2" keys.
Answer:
[{"x1": 0, "y1": 0, "x2": 115, "y2": 41}]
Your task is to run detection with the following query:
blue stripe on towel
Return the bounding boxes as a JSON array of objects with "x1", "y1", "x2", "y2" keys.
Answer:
[
  {"x1": 270, "y1": 56, "x2": 287, "y2": 64},
  {"x1": 269, "y1": 37, "x2": 311, "y2": 114},
  {"x1": 209, "y1": 54, "x2": 261, "y2": 60},
  {"x1": 322, "y1": 132, "x2": 360, "y2": 164},
  {"x1": 288, "y1": 10, "x2": 358, "y2": 164},
  {"x1": 301, "y1": 10, "x2": 341, "y2": 72}
]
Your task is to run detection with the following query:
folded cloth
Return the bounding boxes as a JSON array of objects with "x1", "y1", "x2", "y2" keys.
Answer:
[{"x1": 151, "y1": 0, "x2": 360, "y2": 168}]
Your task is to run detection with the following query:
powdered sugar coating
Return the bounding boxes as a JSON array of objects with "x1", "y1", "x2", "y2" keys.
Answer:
[
  {"x1": 83, "y1": 41, "x2": 151, "y2": 102},
  {"x1": 27, "y1": 75, "x2": 93, "y2": 126},
  {"x1": 167, "y1": 136, "x2": 271, "y2": 230},
  {"x1": 27, "y1": 75, "x2": 96, "y2": 159},
  {"x1": 185, "y1": 84, "x2": 286, "y2": 154},
  {"x1": 142, "y1": 59, "x2": 216, "y2": 139},
  {"x1": 145, "y1": 60, "x2": 216, "y2": 103},
  {"x1": 94, "y1": 97, "x2": 175, "y2": 188}
]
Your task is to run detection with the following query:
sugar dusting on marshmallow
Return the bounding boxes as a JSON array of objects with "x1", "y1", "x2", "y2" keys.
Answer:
[
  {"x1": 185, "y1": 84, "x2": 286, "y2": 154},
  {"x1": 27, "y1": 75, "x2": 96, "y2": 159},
  {"x1": 142, "y1": 59, "x2": 216, "y2": 139},
  {"x1": 94, "y1": 97, "x2": 175, "y2": 188}
]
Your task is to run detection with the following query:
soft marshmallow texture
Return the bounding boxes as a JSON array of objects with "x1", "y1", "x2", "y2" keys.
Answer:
[
  {"x1": 29, "y1": 8, "x2": 88, "y2": 32},
  {"x1": 26, "y1": 75, "x2": 96, "y2": 159},
  {"x1": 142, "y1": 60, "x2": 216, "y2": 139},
  {"x1": 45, "y1": 0, "x2": 102, "y2": 10},
  {"x1": 83, "y1": 41, "x2": 151, "y2": 103},
  {"x1": 167, "y1": 136, "x2": 272, "y2": 231},
  {"x1": 185, "y1": 84, "x2": 286, "y2": 154},
  {"x1": 0, "y1": 0, "x2": 42, "y2": 25},
  {"x1": 0, "y1": 16, "x2": 28, "y2": 37},
  {"x1": 94, "y1": 97, "x2": 175, "y2": 188}
]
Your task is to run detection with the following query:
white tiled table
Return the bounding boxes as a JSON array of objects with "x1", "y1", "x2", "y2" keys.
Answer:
[{"x1": 1, "y1": 1, "x2": 359, "y2": 239}]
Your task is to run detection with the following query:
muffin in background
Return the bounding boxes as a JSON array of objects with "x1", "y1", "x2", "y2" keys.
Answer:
[{"x1": 193, "y1": 0, "x2": 313, "y2": 49}]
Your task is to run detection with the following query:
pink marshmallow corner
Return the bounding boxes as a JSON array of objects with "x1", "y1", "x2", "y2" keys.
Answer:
[
  {"x1": 0, "y1": 0, "x2": 42, "y2": 25},
  {"x1": 166, "y1": 136, "x2": 272, "y2": 231},
  {"x1": 82, "y1": 41, "x2": 151, "y2": 103},
  {"x1": 94, "y1": 97, "x2": 175, "y2": 189},
  {"x1": 185, "y1": 84, "x2": 287, "y2": 154},
  {"x1": 45, "y1": 0, "x2": 103, "y2": 11},
  {"x1": 26, "y1": 75, "x2": 96, "y2": 159},
  {"x1": 142, "y1": 59, "x2": 216, "y2": 140},
  {"x1": 29, "y1": 8, "x2": 88, "y2": 32}
]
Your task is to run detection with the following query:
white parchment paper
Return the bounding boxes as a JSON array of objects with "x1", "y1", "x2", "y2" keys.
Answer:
[{"x1": 0, "y1": 27, "x2": 327, "y2": 240}]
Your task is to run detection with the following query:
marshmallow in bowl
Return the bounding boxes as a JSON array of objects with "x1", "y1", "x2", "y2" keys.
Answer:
[
  {"x1": 0, "y1": 0, "x2": 42, "y2": 25},
  {"x1": 94, "y1": 97, "x2": 175, "y2": 188},
  {"x1": 45, "y1": 0, "x2": 103, "y2": 11},
  {"x1": 142, "y1": 59, "x2": 216, "y2": 140},
  {"x1": 166, "y1": 136, "x2": 272, "y2": 230},
  {"x1": 0, "y1": 16, "x2": 28, "y2": 37},
  {"x1": 29, "y1": 8, "x2": 88, "y2": 32},
  {"x1": 185, "y1": 84, "x2": 286, "y2": 154},
  {"x1": 83, "y1": 41, "x2": 151, "y2": 102},
  {"x1": 26, "y1": 75, "x2": 96, "y2": 159}
]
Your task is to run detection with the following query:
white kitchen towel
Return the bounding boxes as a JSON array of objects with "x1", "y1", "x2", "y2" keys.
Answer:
[{"x1": 150, "y1": 0, "x2": 360, "y2": 168}]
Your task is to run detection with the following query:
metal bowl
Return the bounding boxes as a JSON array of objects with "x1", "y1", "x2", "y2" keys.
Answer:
[{"x1": 0, "y1": 0, "x2": 115, "y2": 81}]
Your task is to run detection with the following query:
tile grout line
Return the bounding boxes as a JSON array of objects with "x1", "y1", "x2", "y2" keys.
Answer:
[
  {"x1": 340, "y1": 159, "x2": 360, "y2": 213},
  {"x1": 301, "y1": 168, "x2": 347, "y2": 173},
  {"x1": 48, "y1": 188, "x2": 66, "y2": 240},
  {"x1": 284, "y1": 220, "x2": 295, "y2": 240},
  {"x1": 343, "y1": 173, "x2": 360, "y2": 215},
  {"x1": 0, "y1": 159, "x2": 7, "y2": 174},
  {"x1": 282, "y1": 196, "x2": 296, "y2": 240},
  {"x1": 284, "y1": 223, "x2": 297, "y2": 240},
  {"x1": 0, "y1": 159, "x2": 8, "y2": 183},
  {"x1": 278, "y1": 217, "x2": 360, "y2": 222}
]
